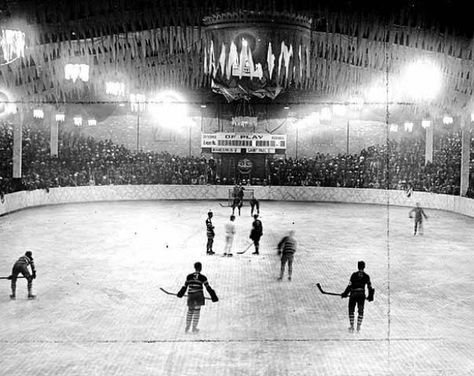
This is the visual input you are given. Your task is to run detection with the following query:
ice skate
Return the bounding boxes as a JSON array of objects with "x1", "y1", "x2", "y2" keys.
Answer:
[
  {"x1": 9, "y1": 294, "x2": 15, "y2": 300},
  {"x1": 28, "y1": 294, "x2": 37, "y2": 300}
]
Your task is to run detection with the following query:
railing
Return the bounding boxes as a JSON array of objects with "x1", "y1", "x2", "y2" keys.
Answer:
[{"x1": 1, "y1": 185, "x2": 474, "y2": 218}]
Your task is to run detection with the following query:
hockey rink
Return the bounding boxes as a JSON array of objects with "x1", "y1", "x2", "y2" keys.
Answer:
[{"x1": 0, "y1": 200, "x2": 473, "y2": 375}]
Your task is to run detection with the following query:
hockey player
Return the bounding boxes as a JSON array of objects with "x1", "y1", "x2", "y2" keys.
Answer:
[
  {"x1": 223, "y1": 215, "x2": 236, "y2": 256},
  {"x1": 205, "y1": 211, "x2": 215, "y2": 255},
  {"x1": 250, "y1": 214, "x2": 263, "y2": 255},
  {"x1": 277, "y1": 230, "x2": 296, "y2": 281},
  {"x1": 409, "y1": 202, "x2": 428, "y2": 235},
  {"x1": 177, "y1": 262, "x2": 218, "y2": 333},
  {"x1": 249, "y1": 196, "x2": 260, "y2": 216},
  {"x1": 232, "y1": 185, "x2": 244, "y2": 216},
  {"x1": 9, "y1": 251, "x2": 36, "y2": 300},
  {"x1": 341, "y1": 261, "x2": 374, "y2": 333}
]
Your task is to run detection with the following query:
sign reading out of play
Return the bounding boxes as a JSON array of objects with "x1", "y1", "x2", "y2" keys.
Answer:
[{"x1": 202, "y1": 133, "x2": 286, "y2": 153}]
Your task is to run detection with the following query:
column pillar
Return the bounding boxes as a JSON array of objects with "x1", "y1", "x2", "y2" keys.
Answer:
[
  {"x1": 13, "y1": 110, "x2": 23, "y2": 178},
  {"x1": 460, "y1": 116, "x2": 471, "y2": 197},
  {"x1": 50, "y1": 112, "x2": 59, "y2": 156},
  {"x1": 425, "y1": 122, "x2": 434, "y2": 164}
]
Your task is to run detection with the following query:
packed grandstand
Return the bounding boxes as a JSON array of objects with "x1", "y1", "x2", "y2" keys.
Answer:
[{"x1": 0, "y1": 122, "x2": 470, "y2": 198}]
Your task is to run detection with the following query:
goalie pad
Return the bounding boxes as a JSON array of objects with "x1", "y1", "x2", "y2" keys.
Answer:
[
  {"x1": 176, "y1": 286, "x2": 186, "y2": 298},
  {"x1": 367, "y1": 287, "x2": 375, "y2": 302}
]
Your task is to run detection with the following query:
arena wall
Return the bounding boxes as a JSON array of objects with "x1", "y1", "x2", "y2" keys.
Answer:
[{"x1": 1, "y1": 185, "x2": 474, "y2": 218}]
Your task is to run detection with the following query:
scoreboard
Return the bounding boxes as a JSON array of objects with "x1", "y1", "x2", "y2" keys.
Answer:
[{"x1": 201, "y1": 133, "x2": 286, "y2": 154}]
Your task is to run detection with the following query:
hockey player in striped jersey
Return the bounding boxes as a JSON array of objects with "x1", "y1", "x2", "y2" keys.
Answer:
[
  {"x1": 341, "y1": 261, "x2": 374, "y2": 333},
  {"x1": 277, "y1": 230, "x2": 297, "y2": 281},
  {"x1": 9, "y1": 251, "x2": 37, "y2": 300},
  {"x1": 177, "y1": 262, "x2": 218, "y2": 333},
  {"x1": 205, "y1": 211, "x2": 215, "y2": 255}
]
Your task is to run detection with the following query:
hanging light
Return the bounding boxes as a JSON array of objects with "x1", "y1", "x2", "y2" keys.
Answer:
[
  {"x1": 73, "y1": 116, "x2": 83, "y2": 126},
  {"x1": 130, "y1": 93, "x2": 146, "y2": 112},
  {"x1": 404, "y1": 122, "x2": 414, "y2": 132},
  {"x1": 0, "y1": 29, "x2": 26, "y2": 64},
  {"x1": 400, "y1": 60, "x2": 442, "y2": 101},
  {"x1": 55, "y1": 113, "x2": 65, "y2": 122},
  {"x1": 88, "y1": 119, "x2": 97, "y2": 126},
  {"x1": 390, "y1": 124, "x2": 399, "y2": 132},
  {"x1": 421, "y1": 120, "x2": 431, "y2": 129},
  {"x1": 320, "y1": 107, "x2": 332, "y2": 121},
  {"x1": 65, "y1": 64, "x2": 90, "y2": 82},
  {"x1": 33, "y1": 109, "x2": 44, "y2": 119},
  {"x1": 332, "y1": 104, "x2": 347, "y2": 116},
  {"x1": 442, "y1": 116, "x2": 453, "y2": 125},
  {"x1": 105, "y1": 81, "x2": 125, "y2": 96}
]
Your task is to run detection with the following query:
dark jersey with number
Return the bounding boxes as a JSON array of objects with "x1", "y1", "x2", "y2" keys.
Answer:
[
  {"x1": 185, "y1": 272, "x2": 210, "y2": 295},
  {"x1": 348, "y1": 271, "x2": 372, "y2": 293}
]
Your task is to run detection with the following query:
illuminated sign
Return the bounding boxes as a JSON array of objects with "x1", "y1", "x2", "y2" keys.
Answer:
[{"x1": 203, "y1": 133, "x2": 286, "y2": 153}]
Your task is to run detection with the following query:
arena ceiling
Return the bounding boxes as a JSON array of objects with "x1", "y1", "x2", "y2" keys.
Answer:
[{"x1": 0, "y1": 0, "x2": 473, "y2": 122}]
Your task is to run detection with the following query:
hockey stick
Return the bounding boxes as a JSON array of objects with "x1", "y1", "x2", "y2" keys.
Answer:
[
  {"x1": 0, "y1": 276, "x2": 26, "y2": 280},
  {"x1": 219, "y1": 203, "x2": 228, "y2": 207},
  {"x1": 159, "y1": 287, "x2": 211, "y2": 300},
  {"x1": 316, "y1": 283, "x2": 342, "y2": 297},
  {"x1": 237, "y1": 242, "x2": 254, "y2": 254}
]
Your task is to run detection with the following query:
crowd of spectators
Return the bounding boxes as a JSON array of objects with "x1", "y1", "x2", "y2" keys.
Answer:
[
  {"x1": 0, "y1": 122, "x2": 470, "y2": 200},
  {"x1": 268, "y1": 135, "x2": 462, "y2": 195}
]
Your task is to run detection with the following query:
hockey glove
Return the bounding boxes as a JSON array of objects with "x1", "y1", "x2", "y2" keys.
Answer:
[
  {"x1": 176, "y1": 286, "x2": 186, "y2": 298},
  {"x1": 207, "y1": 288, "x2": 219, "y2": 302},
  {"x1": 32, "y1": 272, "x2": 36, "y2": 279},
  {"x1": 367, "y1": 287, "x2": 375, "y2": 302},
  {"x1": 341, "y1": 292, "x2": 349, "y2": 299},
  {"x1": 7, "y1": 275, "x2": 12, "y2": 280}
]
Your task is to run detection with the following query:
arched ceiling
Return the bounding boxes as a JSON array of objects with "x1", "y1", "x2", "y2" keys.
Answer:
[{"x1": 0, "y1": 0, "x2": 473, "y2": 119}]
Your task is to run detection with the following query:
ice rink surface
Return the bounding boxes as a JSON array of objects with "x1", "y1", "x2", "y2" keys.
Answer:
[{"x1": 1, "y1": 200, "x2": 473, "y2": 375}]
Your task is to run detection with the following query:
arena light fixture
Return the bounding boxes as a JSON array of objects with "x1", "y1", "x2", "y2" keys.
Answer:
[
  {"x1": 365, "y1": 85, "x2": 387, "y2": 104},
  {"x1": 471, "y1": 112, "x2": 474, "y2": 122},
  {"x1": 442, "y1": 116, "x2": 453, "y2": 125},
  {"x1": 404, "y1": 122, "x2": 414, "y2": 132},
  {"x1": 400, "y1": 60, "x2": 442, "y2": 101},
  {"x1": 320, "y1": 107, "x2": 332, "y2": 122},
  {"x1": 130, "y1": 93, "x2": 147, "y2": 112},
  {"x1": 390, "y1": 124, "x2": 399, "y2": 132},
  {"x1": 284, "y1": 106, "x2": 290, "y2": 110},
  {"x1": 55, "y1": 113, "x2": 65, "y2": 122},
  {"x1": 65, "y1": 64, "x2": 90, "y2": 82},
  {"x1": 73, "y1": 116, "x2": 83, "y2": 126},
  {"x1": 332, "y1": 104, "x2": 346, "y2": 116},
  {"x1": 200, "y1": 104, "x2": 207, "y2": 108},
  {"x1": 421, "y1": 120, "x2": 431, "y2": 129},
  {"x1": 149, "y1": 90, "x2": 191, "y2": 130},
  {"x1": 33, "y1": 109, "x2": 44, "y2": 119},
  {"x1": 1, "y1": 29, "x2": 26, "y2": 64},
  {"x1": 88, "y1": 119, "x2": 97, "y2": 126},
  {"x1": 105, "y1": 81, "x2": 125, "y2": 96}
]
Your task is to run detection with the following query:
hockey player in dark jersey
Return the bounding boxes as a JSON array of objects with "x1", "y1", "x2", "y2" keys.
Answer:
[
  {"x1": 409, "y1": 202, "x2": 428, "y2": 235},
  {"x1": 205, "y1": 211, "x2": 215, "y2": 255},
  {"x1": 277, "y1": 230, "x2": 296, "y2": 281},
  {"x1": 341, "y1": 261, "x2": 374, "y2": 333},
  {"x1": 249, "y1": 196, "x2": 260, "y2": 216},
  {"x1": 9, "y1": 251, "x2": 37, "y2": 300},
  {"x1": 249, "y1": 214, "x2": 263, "y2": 255},
  {"x1": 232, "y1": 185, "x2": 244, "y2": 216},
  {"x1": 177, "y1": 262, "x2": 218, "y2": 333}
]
